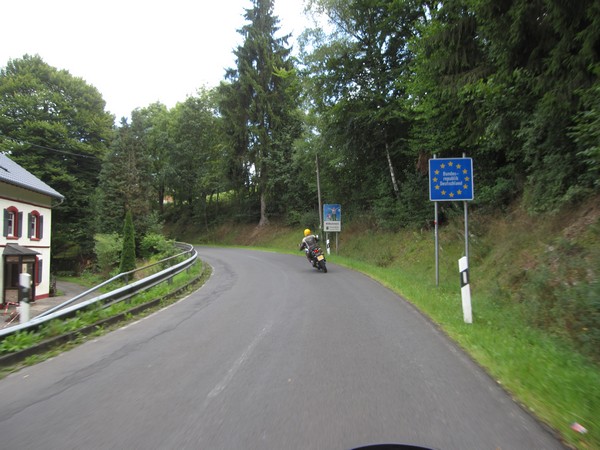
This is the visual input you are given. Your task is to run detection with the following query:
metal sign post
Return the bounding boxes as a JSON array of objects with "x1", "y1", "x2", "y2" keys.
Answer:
[
  {"x1": 429, "y1": 156, "x2": 475, "y2": 323},
  {"x1": 316, "y1": 154, "x2": 323, "y2": 236},
  {"x1": 432, "y1": 155, "x2": 439, "y2": 286},
  {"x1": 429, "y1": 156, "x2": 474, "y2": 268},
  {"x1": 434, "y1": 200, "x2": 439, "y2": 286},
  {"x1": 323, "y1": 204, "x2": 341, "y2": 255}
]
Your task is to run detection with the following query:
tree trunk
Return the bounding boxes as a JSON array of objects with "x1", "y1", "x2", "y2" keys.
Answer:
[
  {"x1": 258, "y1": 191, "x2": 269, "y2": 227},
  {"x1": 385, "y1": 142, "x2": 400, "y2": 199}
]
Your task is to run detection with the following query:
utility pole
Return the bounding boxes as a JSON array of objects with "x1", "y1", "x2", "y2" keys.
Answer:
[{"x1": 316, "y1": 153, "x2": 323, "y2": 235}]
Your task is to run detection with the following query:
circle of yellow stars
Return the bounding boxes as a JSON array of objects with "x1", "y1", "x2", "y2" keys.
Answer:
[{"x1": 432, "y1": 160, "x2": 471, "y2": 198}]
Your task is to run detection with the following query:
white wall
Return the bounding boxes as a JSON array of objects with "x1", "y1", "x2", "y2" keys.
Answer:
[{"x1": 1, "y1": 185, "x2": 55, "y2": 300}]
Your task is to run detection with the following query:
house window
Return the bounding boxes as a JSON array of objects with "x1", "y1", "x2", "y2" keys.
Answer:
[
  {"x1": 3, "y1": 207, "x2": 22, "y2": 239},
  {"x1": 7, "y1": 211, "x2": 14, "y2": 235},
  {"x1": 28, "y1": 211, "x2": 43, "y2": 240}
]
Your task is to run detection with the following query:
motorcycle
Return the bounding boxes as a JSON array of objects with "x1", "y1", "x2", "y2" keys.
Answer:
[{"x1": 306, "y1": 245, "x2": 327, "y2": 273}]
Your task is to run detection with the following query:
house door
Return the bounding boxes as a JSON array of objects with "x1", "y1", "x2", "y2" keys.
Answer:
[{"x1": 3, "y1": 256, "x2": 36, "y2": 304}]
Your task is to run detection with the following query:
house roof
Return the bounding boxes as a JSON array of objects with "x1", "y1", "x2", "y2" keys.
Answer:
[
  {"x1": 3, "y1": 243, "x2": 41, "y2": 256},
  {"x1": 0, "y1": 153, "x2": 64, "y2": 201}
]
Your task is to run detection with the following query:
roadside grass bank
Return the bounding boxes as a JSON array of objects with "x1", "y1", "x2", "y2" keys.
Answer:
[
  {"x1": 0, "y1": 260, "x2": 210, "y2": 378},
  {"x1": 195, "y1": 208, "x2": 599, "y2": 450}
]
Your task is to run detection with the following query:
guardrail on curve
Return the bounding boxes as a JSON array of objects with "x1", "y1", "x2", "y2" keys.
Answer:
[{"x1": 0, "y1": 242, "x2": 198, "y2": 340}]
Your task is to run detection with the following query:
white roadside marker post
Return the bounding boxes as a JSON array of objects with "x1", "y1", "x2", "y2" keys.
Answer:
[
  {"x1": 19, "y1": 272, "x2": 32, "y2": 324},
  {"x1": 459, "y1": 256, "x2": 472, "y2": 324}
]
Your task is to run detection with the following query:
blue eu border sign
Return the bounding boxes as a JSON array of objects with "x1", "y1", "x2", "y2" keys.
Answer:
[{"x1": 429, "y1": 157, "x2": 474, "y2": 202}]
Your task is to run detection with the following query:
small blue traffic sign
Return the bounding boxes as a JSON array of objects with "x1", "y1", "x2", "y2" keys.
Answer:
[
  {"x1": 323, "y1": 204, "x2": 341, "y2": 232},
  {"x1": 429, "y1": 158, "x2": 474, "y2": 201}
]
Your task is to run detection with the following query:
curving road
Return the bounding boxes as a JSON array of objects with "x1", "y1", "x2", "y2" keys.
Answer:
[{"x1": 0, "y1": 248, "x2": 565, "y2": 450}]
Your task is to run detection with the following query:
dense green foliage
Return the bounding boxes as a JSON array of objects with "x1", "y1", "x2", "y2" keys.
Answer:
[
  {"x1": 139, "y1": 233, "x2": 175, "y2": 260},
  {"x1": 169, "y1": 91, "x2": 223, "y2": 226},
  {"x1": 119, "y1": 211, "x2": 136, "y2": 273},
  {"x1": 94, "y1": 233, "x2": 122, "y2": 276},
  {"x1": 406, "y1": 0, "x2": 600, "y2": 212},
  {"x1": 300, "y1": 0, "x2": 428, "y2": 226},
  {"x1": 0, "y1": 55, "x2": 114, "y2": 266},
  {"x1": 299, "y1": 0, "x2": 599, "y2": 223}
]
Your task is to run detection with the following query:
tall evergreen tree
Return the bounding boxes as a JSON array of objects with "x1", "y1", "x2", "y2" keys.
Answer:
[
  {"x1": 219, "y1": 0, "x2": 302, "y2": 226},
  {"x1": 95, "y1": 117, "x2": 154, "y2": 238}
]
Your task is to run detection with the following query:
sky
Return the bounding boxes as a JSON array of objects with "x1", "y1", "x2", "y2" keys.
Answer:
[{"x1": 1, "y1": 0, "x2": 313, "y2": 121}]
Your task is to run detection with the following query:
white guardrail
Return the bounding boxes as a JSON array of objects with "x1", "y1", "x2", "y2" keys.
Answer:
[{"x1": 0, "y1": 242, "x2": 198, "y2": 340}]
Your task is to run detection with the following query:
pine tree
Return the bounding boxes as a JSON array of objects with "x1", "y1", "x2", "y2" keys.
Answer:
[
  {"x1": 219, "y1": 0, "x2": 301, "y2": 226},
  {"x1": 95, "y1": 117, "x2": 154, "y2": 237}
]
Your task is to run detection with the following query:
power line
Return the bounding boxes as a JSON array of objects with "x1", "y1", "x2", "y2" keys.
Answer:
[{"x1": 0, "y1": 135, "x2": 100, "y2": 160}]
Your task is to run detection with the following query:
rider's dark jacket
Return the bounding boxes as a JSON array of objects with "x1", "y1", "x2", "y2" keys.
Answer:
[{"x1": 299, "y1": 234, "x2": 319, "y2": 255}]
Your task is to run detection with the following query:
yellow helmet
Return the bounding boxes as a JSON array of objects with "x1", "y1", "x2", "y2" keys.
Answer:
[{"x1": 304, "y1": 228, "x2": 311, "y2": 237}]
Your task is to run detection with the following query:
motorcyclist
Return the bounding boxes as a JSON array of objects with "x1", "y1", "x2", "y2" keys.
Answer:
[{"x1": 299, "y1": 228, "x2": 319, "y2": 265}]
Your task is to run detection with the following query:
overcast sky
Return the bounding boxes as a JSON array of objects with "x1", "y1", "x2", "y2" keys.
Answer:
[{"x1": 1, "y1": 0, "x2": 312, "y2": 121}]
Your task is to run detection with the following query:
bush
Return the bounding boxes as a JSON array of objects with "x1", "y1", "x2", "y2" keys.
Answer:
[
  {"x1": 373, "y1": 171, "x2": 431, "y2": 231},
  {"x1": 140, "y1": 233, "x2": 176, "y2": 259},
  {"x1": 475, "y1": 177, "x2": 516, "y2": 211},
  {"x1": 94, "y1": 233, "x2": 122, "y2": 276}
]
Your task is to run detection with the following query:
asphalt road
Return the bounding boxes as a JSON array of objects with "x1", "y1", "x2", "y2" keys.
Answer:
[{"x1": 0, "y1": 248, "x2": 565, "y2": 450}]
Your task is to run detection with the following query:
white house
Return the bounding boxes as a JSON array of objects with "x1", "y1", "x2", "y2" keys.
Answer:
[{"x1": 1, "y1": 153, "x2": 64, "y2": 305}]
